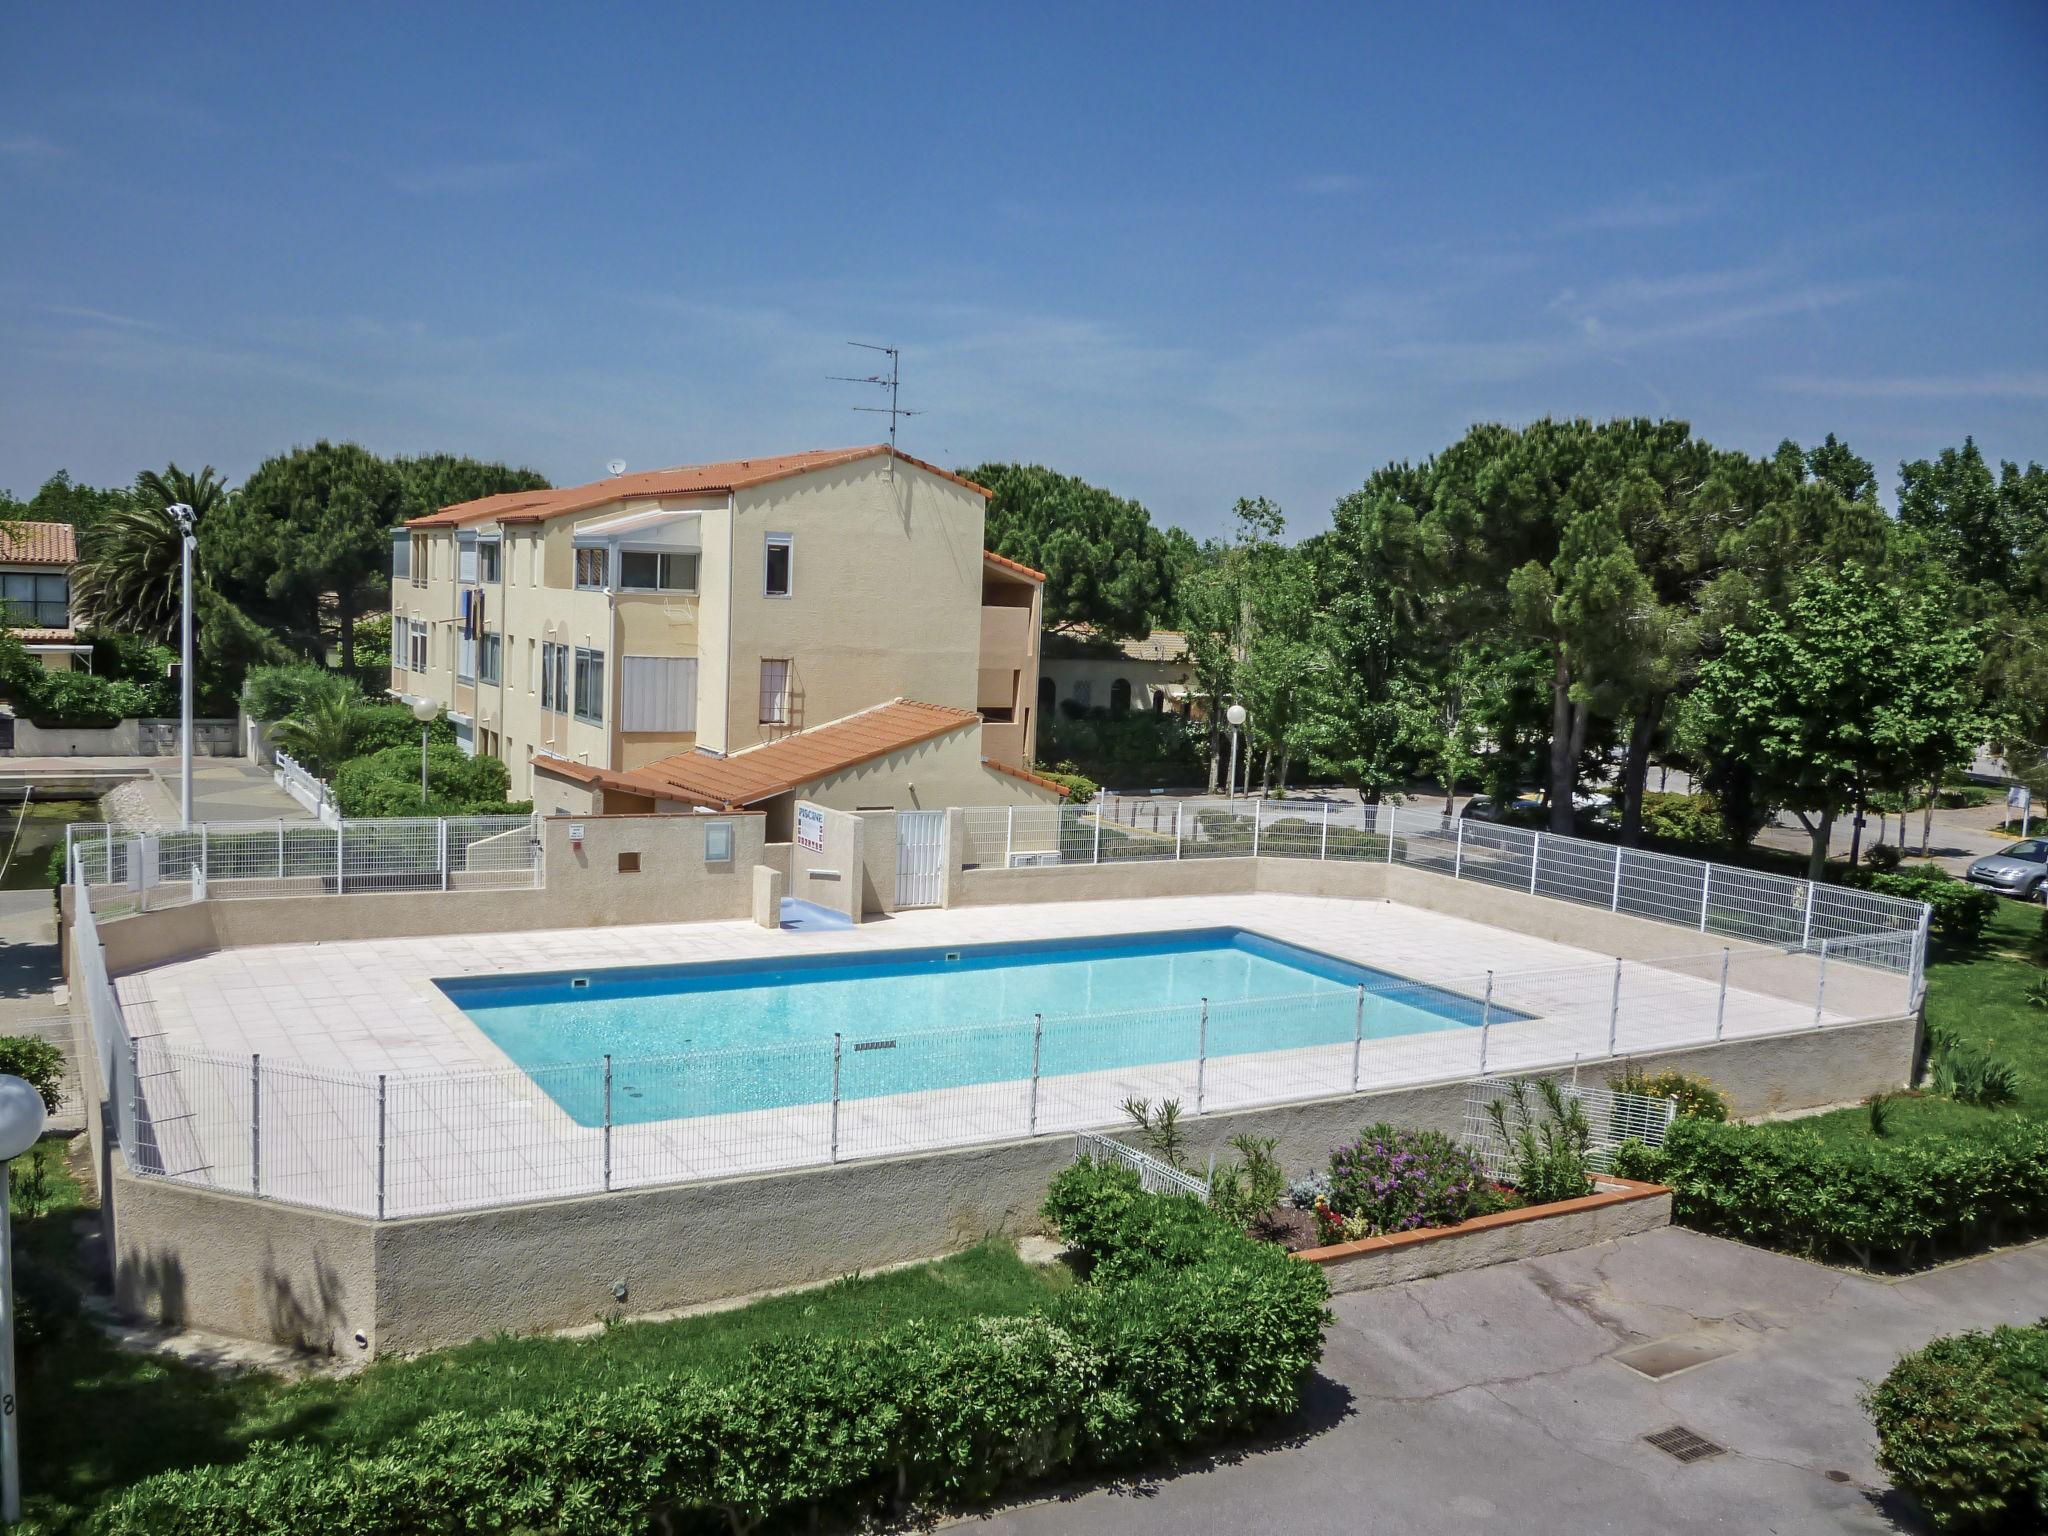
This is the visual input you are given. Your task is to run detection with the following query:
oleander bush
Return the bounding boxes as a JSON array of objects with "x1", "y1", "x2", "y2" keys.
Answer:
[
  {"x1": 103, "y1": 1159, "x2": 1330, "y2": 1535},
  {"x1": 1647, "y1": 1115, "x2": 2048, "y2": 1270},
  {"x1": 1321, "y1": 1123, "x2": 1496, "y2": 1241},
  {"x1": 1864, "y1": 1322, "x2": 2048, "y2": 1532}
]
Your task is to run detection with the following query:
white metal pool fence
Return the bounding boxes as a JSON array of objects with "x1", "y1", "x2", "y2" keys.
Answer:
[
  {"x1": 965, "y1": 797, "x2": 1929, "y2": 984},
  {"x1": 80, "y1": 896, "x2": 1911, "y2": 1220},
  {"x1": 66, "y1": 813, "x2": 540, "y2": 911},
  {"x1": 1457, "y1": 1076, "x2": 1679, "y2": 1182}
]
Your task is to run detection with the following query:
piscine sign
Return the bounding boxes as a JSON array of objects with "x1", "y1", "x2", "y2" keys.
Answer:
[{"x1": 796, "y1": 804, "x2": 826, "y2": 853}]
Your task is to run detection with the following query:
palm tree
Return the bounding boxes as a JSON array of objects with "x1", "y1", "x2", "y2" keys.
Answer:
[
  {"x1": 268, "y1": 687, "x2": 366, "y2": 777},
  {"x1": 70, "y1": 464, "x2": 229, "y2": 641}
]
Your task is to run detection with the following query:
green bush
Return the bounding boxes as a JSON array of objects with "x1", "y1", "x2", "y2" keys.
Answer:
[
  {"x1": 1485, "y1": 1077, "x2": 1595, "y2": 1205},
  {"x1": 1840, "y1": 863, "x2": 1994, "y2": 944},
  {"x1": 332, "y1": 743, "x2": 522, "y2": 818},
  {"x1": 103, "y1": 1160, "x2": 1329, "y2": 1535},
  {"x1": 1036, "y1": 763, "x2": 1098, "y2": 803},
  {"x1": 1865, "y1": 1322, "x2": 2048, "y2": 1533},
  {"x1": 1607, "y1": 1065, "x2": 1730, "y2": 1122},
  {"x1": 1656, "y1": 1116, "x2": 2048, "y2": 1270},
  {"x1": 0, "y1": 1037, "x2": 64, "y2": 1113},
  {"x1": 241, "y1": 662, "x2": 353, "y2": 724},
  {"x1": 1324, "y1": 1123, "x2": 1493, "y2": 1237},
  {"x1": 1639, "y1": 791, "x2": 1726, "y2": 845}
]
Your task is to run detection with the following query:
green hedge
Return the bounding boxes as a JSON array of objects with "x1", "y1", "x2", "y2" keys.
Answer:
[
  {"x1": 1865, "y1": 1322, "x2": 2048, "y2": 1532},
  {"x1": 1838, "y1": 863, "x2": 1996, "y2": 944},
  {"x1": 101, "y1": 1159, "x2": 1329, "y2": 1534},
  {"x1": 1642, "y1": 1116, "x2": 2048, "y2": 1270}
]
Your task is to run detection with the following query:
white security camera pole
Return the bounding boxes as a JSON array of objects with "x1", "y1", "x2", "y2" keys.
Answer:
[
  {"x1": 166, "y1": 503, "x2": 196, "y2": 829},
  {"x1": 0, "y1": 1073, "x2": 49, "y2": 1524}
]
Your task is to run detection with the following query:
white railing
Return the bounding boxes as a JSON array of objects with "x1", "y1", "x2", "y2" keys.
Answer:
[
  {"x1": 84, "y1": 921, "x2": 1904, "y2": 1221},
  {"x1": 1457, "y1": 1075, "x2": 1679, "y2": 1182},
  {"x1": 962, "y1": 797, "x2": 1930, "y2": 988},
  {"x1": 66, "y1": 813, "x2": 542, "y2": 912},
  {"x1": 271, "y1": 748, "x2": 340, "y2": 825},
  {"x1": 1072, "y1": 1130, "x2": 1209, "y2": 1198}
]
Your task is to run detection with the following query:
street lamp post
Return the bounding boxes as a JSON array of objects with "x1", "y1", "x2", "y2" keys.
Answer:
[
  {"x1": 165, "y1": 503, "x2": 196, "y2": 829},
  {"x1": 0, "y1": 1074, "x2": 49, "y2": 1525},
  {"x1": 1225, "y1": 701, "x2": 1247, "y2": 801},
  {"x1": 411, "y1": 697, "x2": 439, "y2": 805}
]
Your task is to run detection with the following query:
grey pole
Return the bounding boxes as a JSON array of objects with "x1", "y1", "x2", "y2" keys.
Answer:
[
  {"x1": 1196, "y1": 997, "x2": 1208, "y2": 1114},
  {"x1": 1529, "y1": 833, "x2": 1541, "y2": 894},
  {"x1": 250, "y1": 1054, "x2": 261, "y2": 1197},
  {"x1": 602, "y1": 1054, "x2": 613, "y2": 1192},
  {"x1": 1814, "y1": 940, "x2": 1830, "y2": 1026},
  {"x1": 1, "y1": 1163, "x2": 18, "y2": 1523},
  {"x1": 1454, "y1": 816, "x2": 1465, "y2": 879},
  {"x1": 1699, "y1": 864, "x2": 1712, "y2": 932},
  {"x1": 1481, "y1": 972, "x2": 1494, "y2": 1074},
  {"x1": 276, "y1": 818, "x2": 285, "y2": 879},
  {"x1": 1608, "y1": 958, "x2": 1623, "y2": 1055},
  {"x1": 1320, "y1": 801, "x2": 1330, "y2": 861},
  {"x1": 375, "y1": 1073, "x2": 388, "y2": 1220},
  {"x1": 1610, "y1": 845, "x2": 1623, "y2": 911},
  {"x1": 1350, "y1": 983, "x2": 1365, "y2": 1092},
  {"x1": 1029, "y1": 1014, "x2": 1042, "y2": 1135},
  {"x1": 419, "y1": 724, "x2": 430, "y2": 806},
  {"x1": 830, "y1": 1033, "x2": 842, "y2": 1163},
  {"x1": 170, "y1": 503, "x2": 195, "y2": 830},
  {"x1": 1714, "y1": 948, "x2": 1730, "y2": 1042}
]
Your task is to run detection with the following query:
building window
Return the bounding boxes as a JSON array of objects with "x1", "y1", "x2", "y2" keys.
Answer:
[
  {"x1": 705, "y1": 820, "x2": 733, "y2": 863},
  {"x1": 478, "y1": 630, "x2": 501, "y2": 686},
  {"x1": 390, "y1": 531, "x2": 410, "y2": 585},
  {"x1": 477, "y1": 537, "x2": 501, "y2": 583},
  {"x1": 407, "y1": 620, "x2": 428, "y2": 673},
  {"x1": 574, "y1": 547, "x2": 609, "y2": 590},
  {"x1": 573, "y1": 647, "x2": 605, "y2": 723},
  {"x1": 1, "y1": 574, "x2": 68, "y2": 628},
  {"x1": 1110, "y1": 677, "x2": 1132, "y2": 716},
  {"x1": 527, "y1": 637, "x2": 537, "y2": 693},
  {"x1": 617, "y1": 851, "x2": 641, "y2": 874},
  {"x1": 456, "y1": 632, "x2": 477, "y2": 683},
  {"x1": 619, "y1": 550, "x2": 699, "y2": 592},
  {"x1": 410, "y1": 535, "x2": 428, "y2": 589},
  {"x1": 541, "y1": 641, "x2": 570, "y2": 713},
  {"x1": 759, "y1": 658, "x2": 790, "y2": 724},
  {"x1": 620, "y1": 655, "x2": 698, "y2": 732},
  {"x1": 764, "y1": 533, "x2": 792, "y2": 598},
  {"x1": 458, "y1": 533, "x2": 479, "y2": 585}
]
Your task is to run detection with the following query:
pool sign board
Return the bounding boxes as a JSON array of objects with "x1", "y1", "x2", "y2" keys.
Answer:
[{"x1": 796, "y1": 804, "x2": 826, "y2": 853}]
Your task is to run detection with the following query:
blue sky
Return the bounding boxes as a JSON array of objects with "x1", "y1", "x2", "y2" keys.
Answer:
[{"x1": 2, "y1": 2, "x2": 2043, "y2": 537}]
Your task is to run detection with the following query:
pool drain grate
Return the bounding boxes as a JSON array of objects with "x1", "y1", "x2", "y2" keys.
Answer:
[{"x1": 1644, "y1": 1426, "x2": 1725, "y2": 1463}]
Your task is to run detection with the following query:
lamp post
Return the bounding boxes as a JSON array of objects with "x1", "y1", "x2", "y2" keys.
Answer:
[
  {"x1": 0, "y1": 1074, "x2": 49, "y2": 1525},
  {"x1": 165, "y1": 503, "x2": 196, "y2": 830},
  {"x1": 411, "y1": 697, "x2": 439, "y2": 805},
  {"x1": 1225, "y1": 701, "x2": 1247, "y2": 801}
]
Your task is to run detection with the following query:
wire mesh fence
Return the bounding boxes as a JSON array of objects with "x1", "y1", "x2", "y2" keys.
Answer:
[
  {"x1": 1457, "y1": 1076, "x2": 1679, "y2": 1182},
  {"x1": 66, "y1": 814, "x2": 542, "y2": 912}
]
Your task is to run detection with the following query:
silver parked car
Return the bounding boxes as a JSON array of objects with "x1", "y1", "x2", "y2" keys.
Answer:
[{"x1": 1964, "y1": 838, "x2": 2048, "y2": 900}]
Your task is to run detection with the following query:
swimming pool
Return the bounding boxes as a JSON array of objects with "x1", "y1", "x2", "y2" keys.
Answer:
[{"x1": 440, "y1": 928, "x2": 1519, "y2": 1126}]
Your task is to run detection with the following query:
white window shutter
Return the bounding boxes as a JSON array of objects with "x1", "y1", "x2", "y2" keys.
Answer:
[{"x1": 621, "y1": 656, "x2": 698, "y2": 733}]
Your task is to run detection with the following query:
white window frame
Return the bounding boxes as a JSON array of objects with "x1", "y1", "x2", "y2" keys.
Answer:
[
  {"x1": 573, "y1": 646, "x2": 605, "y2": 725},
  {"x1": 541, "y1": 641, "x2": 570, "y2": 714},
  {"x1": 477, "y1": 536, "x2": 501, "y2": 584},
  {"x1": 617, "y1": 548, "x2": 700, "y2": 594},
  {"x1": 407, "y1": 620, "x2": 429, "y2": 673},
  {"x1": 410, "y1": 535, "x2": 429, "y2": 589},
  {"x1": 458, "y1": 532, "x2": 479, "y2": 586},
  {"x1": 705, "y1": 820, "x2": 734, "y2": 864},
  {"x1": 759, "y1": 657, "x2": 791, "y2": 724},
  {"x1": 456, "y1": 631, "x2": 477, "y2": 684},
  {"x1": 478, "y1": 630, "x2": 501, "y2": 686},
  {"x1": 764, "y1": 532, "x2": 793, "y2": 598},
  {"x1": 574, "y1": 546, "x2": 609, "y2": 591}
]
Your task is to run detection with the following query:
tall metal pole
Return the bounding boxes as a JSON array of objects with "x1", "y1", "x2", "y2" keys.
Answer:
[
  {"x1": 602, "y1": 1055, "x2": 613, "y2": 1192},
  {"x1": 168, "y1": 503, "x2": 195, "y2": 830},
  {"x1": 419, "y1": 724, "x2": 430, "y2": 806},
  {"x1": 1, "y1": 1164, "x2": 18, "y2": 1524},
  {"x1": 1227, "y1": 726, "x2": 1239, "y2": 802}
]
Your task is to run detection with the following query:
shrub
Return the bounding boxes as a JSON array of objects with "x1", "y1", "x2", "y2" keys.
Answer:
[
  {"x1": 1925, "y1": 1024, "x2": 2024, "y2": 1108},
  {"x1": 1607, "y1": 1065, "x2": 1730, "y2": 1122},
  {"x1": 1607, "y1": 1138, "x2": 1665, "y2": 1182},
  {"x1": 1639, "y1": 791, "x2": 1726, "y2": 845},
  {"x1": 1865, "y1": 1322, "x2": 2048, "y2": 1533},
  {"x1": 1036, "y1": 763, "x2": 1098, "y2": 803},
  {"x1": 104, "y1": 1164, "x2": 1330, "y2": 1535},
  {"x1": 0, "y1": 1036, "x2": 64, "y2": 1113},
  {"x1": 1324, "y1": 1122, "x2": 1493, "y2": 1237},
  {"x1": 1866, "y1": 842, "x2": 1904, "y2": 871},
  {"x1": 1206, "y1": 1134, "x2": 1286, "y2": 1229},
  {"x1": 1485, "y1": 1078, "x2": 1595, "y2": 1205},
  {"x1": 1656, "y1": 1116, "x2": 2048, "y2": 1270},
  {"x1": 1840, "y1": 863, "x2": 1995, "y2": 944},
  {"x1": 332, "y1": 743, "x2": 520, "y2": 818},
  {"x1": 241, "y1": 662, "x2": 353, "y2": 724}
]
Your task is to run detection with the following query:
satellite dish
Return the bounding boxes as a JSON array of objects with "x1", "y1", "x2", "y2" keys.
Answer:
[{"x1": 606, "y1": 459, "x2": 626, "y2": 477}]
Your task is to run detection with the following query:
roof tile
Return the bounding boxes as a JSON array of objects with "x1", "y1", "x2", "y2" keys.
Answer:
[{"x1": 0, "y1": 521, "x2": 78, "y2": 565}]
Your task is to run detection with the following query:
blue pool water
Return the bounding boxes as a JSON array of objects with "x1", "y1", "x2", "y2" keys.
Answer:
[{"x1": 440, "y1": 928, "x2": 1518, "y2": 1126}]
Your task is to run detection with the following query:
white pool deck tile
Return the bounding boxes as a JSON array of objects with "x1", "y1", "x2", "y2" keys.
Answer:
[{"x1": 112, "y1": 894, "x2": 1892, "y2": 1217}]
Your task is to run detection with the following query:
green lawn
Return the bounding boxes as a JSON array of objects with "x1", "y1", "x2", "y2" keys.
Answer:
[
  {"x1": 1764, "y1": 894, "x2": 2046, "y2": 1147},
  {"x1": 9, "y1": 1138, "x2": 1068, "y2": 1534}
]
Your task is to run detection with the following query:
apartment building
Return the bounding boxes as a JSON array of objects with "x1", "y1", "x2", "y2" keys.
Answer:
[{"x1": 392, "y1": 444, "x2": 1060, "y2": 832}]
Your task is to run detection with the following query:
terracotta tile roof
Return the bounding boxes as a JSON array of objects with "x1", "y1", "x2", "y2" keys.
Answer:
[
  {"x1": 538, "y1": 699, "x2": 984, "y2": 809},
  {"x1": 9, "y1": 628, "x2": 81, "y2": 644},
  {"x1": 983, "y1": 549, "x2": 1046, "y2": 584},
  {"x1": 0, "y1": 521, "x2": 78, "y2": 565},
  {"x1": 408, "y1": 447, "x2": 992, "y2": 529},
  {"x1": 983, "y1": 757, "x2": 1071, "y2": 798}
]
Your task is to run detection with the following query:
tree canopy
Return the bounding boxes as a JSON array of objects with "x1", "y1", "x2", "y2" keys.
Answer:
[{"x1": 966, "y1": 462, "x2": 1175, "y2": 640}]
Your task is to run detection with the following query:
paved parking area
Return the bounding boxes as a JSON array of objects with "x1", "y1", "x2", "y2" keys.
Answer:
[{"x1": 972, "y1": 1227, "x2": 2048, "y2": 1536}]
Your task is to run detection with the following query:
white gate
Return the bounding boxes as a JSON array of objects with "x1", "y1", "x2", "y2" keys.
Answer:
[{"x1": 895, "y1": 810, "x2": 945, "y2": 908}]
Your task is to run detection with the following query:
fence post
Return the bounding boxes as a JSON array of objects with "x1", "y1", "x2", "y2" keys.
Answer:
[
  {"x1": 1350, "y1": 983, "x2": 1364, "y2": 1092},
  {"x1": 250, "y1": 1053, "x2": 261, "y2": 1197},
  {"x1": 1004, "y1": 806, "x2": 1014, "y2": 869},
  {"x1": 1029, "y1": 1013, "x2": 1042, "y2": 1135},
  {"x1": 1911, "y1": 904, "x2": 1932, "y2": 1011},
  {"x1": 1320, "y1": 801, "x2": 1330, "y2": 860},
  {"x1": 1385, "y1": 804, "x2": 1396, "y2": 864},
  {"x1": 1607, "y1": 958, "x2": 1622, "y2": 1055},
  {"x1": 375, "y1": 1073, "x2": 387, "y2": 1220},
  {"x1": 198, "y1": 823, "x2": 209, "y2": 899},
  {"x1": 602, "y1": 1054, "x2": 613, "y2": 1192},
  {"x1": 439, "y1": 818, "x2": 451, "y2": 892},
  {"x1": 1529, "y1": 832, "x2": 1541, "y2": 894},
  {"x1": 1092, "y1": 805, "x2": 1101, "y2": 865},
  {"x1": 1814, "y1": 940, "x2": 1830, "y2": 1027},
  {"x1": 1251, "y1": 799, "x2": 1261, "y2": 858},
  {"x1": 1454, "y1": 816, "x2": 1465, "y2": 880},
  {"x1": 1610, "y1": 845, "x2": 1623, "y2": 911},
  {"x1": 336, "y1": 820, "x2": 346, "y2": 895},
  {"x1": 1715, "y1": 948, "x2": 1730, "y2": 1042},
  {"x1": 1801, "y1": 880, "x2": 1816, "y2": 949},
  {"x1": 830, "y1": 1033, "x2": 842, "y2": 1162},
  {"x1": 1196, "y1": 997, "x2": 1208, "y2": 1114},
  {"x1": 1481, "y1": 971, "x2": 1494, "y2": 1074},
  {"x1": 1698, "y1": 863, "x2": 1712, "y2": 932},
  {"x1": 276, "y1": 818, "x2": 285, "y2": 879},
  {"x1": 127, "y1": 1037, "x2": 141, "y2": 1168}
]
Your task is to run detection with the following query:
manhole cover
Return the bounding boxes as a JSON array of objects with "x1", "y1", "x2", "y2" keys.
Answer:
[
  {"x1": 1615, "y1": 1337, "x2": 1736, "y2": 1379},
  {"x1": 1644, "y1": 1426, "x2": 1725, "y2": 1463}
]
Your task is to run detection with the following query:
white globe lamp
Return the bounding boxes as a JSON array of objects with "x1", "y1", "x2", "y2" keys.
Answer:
[
  {"x1": 411, "y1": 697, "x2": 439, "y2": 806},
  {"x1": 0, "y1": 1073, "x2": 47, "y2": 1523},
  {"x1": 1224, "y1": 702, "x2": 1248, "y2": 800}
]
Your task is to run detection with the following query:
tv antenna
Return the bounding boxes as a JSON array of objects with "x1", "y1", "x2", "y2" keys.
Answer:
[{"x1": 830, "y1": 342, "x2": 922, "y2": 467}]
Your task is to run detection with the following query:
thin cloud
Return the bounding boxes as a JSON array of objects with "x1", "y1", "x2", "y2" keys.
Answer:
[
  {"x1": 1563, "y1": 185, "x2": 1727, "y2": 233},
  {"x1": 389, "y1": 154, "x2": 569, "y2": 195},
  {"x1": 1768, "y1": 370, "x2": 2048, "y2": 401},
  {"x1": 39, "y1": 304, "x2": 164, "y2": 332},
  {"x1": 0, "y1": 131, "x2": 64, "y2": 163},
  {"x1": 1292, "y1": 171, "x2": 1371, "y2": 197}
]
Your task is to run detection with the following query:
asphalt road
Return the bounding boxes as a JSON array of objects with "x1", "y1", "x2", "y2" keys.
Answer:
[{"x1": 965, "y1": 1227, "x2": 2047, "y2": 1536}]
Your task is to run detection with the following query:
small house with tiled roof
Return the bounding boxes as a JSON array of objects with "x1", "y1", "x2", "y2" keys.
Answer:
[
  {"x1": 391, "y1": 444, "x2": 1060, "y2": 834},
  {"x1": 0, "y1": 520, "x2": 90, "y2": 670}
]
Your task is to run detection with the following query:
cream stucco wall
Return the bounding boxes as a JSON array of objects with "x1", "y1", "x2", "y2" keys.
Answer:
[{"x1": 794, "y1": 724, "x2": 1060, "y2": 818}]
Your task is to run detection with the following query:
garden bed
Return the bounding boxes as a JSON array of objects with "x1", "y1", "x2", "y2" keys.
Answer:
[{"x1": 1289, "y1": 1176, "x2": 1671, "y2": 1294}]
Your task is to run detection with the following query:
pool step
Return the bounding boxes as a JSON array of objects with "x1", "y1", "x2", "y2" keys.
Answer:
[{"x1": 779, "y1": 896, "x2": 854, "y2": 932}]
